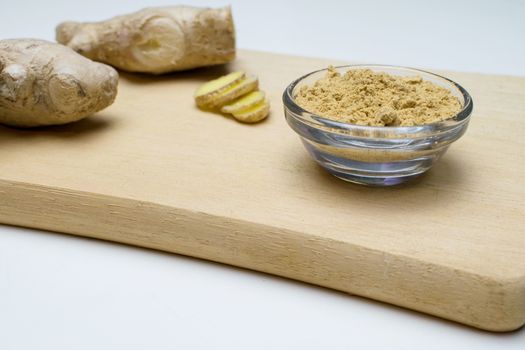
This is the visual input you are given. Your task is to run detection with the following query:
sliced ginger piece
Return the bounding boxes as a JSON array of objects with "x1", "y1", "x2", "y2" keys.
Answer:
[
  {"x1": 194, "y1": 71, "x2": 245, "y2": 107},
  {"x1": 194, "y1": 71, "x2": 268, "y2": 123},
  {"x1": 206, "y1": 75, "x2": 259, "y2": 108},
  {"x1": 231, "y1": 99, "x2": 270, "y2": 123},
  {"x1": 221, "y1": 91, "x2": 265, "y2": 114}
]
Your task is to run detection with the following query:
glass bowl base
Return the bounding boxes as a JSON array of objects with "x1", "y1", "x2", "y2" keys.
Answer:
[
  {"x1": 302, "y1": 140, "x2": 446, "y2": 187},
  {"x1": 328, "y1": 168, "x2": 425, "y2": 186}
]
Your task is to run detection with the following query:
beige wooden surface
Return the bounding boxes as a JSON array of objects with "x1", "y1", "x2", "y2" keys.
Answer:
[{"x1": 0, "y1": 50, "x2": 524, "y2": 332}]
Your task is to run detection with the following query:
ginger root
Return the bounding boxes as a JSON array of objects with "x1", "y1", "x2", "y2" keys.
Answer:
[
  {"x1": 0, "y1": 39, "x2": 118, "y2": 128},
  {"x1": 56, "y1": 6, "x2": 236, "y2": 74},
  {"x1": 194, "y1": 71, "x2": 270, "y2": 123}
]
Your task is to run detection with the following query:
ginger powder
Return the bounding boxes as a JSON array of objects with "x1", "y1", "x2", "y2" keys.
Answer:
[{"x1": 294, "y1": 67, "x2": 462, "y2": 127}]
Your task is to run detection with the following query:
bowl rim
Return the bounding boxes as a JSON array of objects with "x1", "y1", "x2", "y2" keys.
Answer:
[{"x1": 282, "y1": 64, "x2": 473, "y2": 134}]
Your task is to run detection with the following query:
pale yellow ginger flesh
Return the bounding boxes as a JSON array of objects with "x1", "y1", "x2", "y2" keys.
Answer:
[
  {"x1": 206, "y1": 75, "x2": 258, "y2": 108},
  {"x1": 194, "y1": 71, "x2": 270, "y2": 123},
  {"x1": 231, "y1": 100, "x2": 270, "y2": 123},
  {"x1": 56, "y1": 5, "x2": 236, "y2": 74},
  {"x1": 194, "y1": 71, "x2": 245, "y2": 108},
  {"x1": 0, "y1": 39, "x2": 118, "y2": 128},
  {"x1": 221, "y1": 91, "x2": 265, "y2": 114}
]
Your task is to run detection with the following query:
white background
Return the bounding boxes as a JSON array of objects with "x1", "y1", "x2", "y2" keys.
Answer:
[{"x1": 1, "y1": 0, "x2": 524, "y2": 349}]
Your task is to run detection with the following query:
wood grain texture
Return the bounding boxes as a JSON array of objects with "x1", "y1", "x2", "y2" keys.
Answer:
[{"x1": 0, "y1": 50, "x2": 524, "y2": 332}]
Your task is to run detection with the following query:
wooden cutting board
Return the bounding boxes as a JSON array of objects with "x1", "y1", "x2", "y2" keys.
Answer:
[{"x1": 0, "y1": 50, "x2": 524, "y2": 332}]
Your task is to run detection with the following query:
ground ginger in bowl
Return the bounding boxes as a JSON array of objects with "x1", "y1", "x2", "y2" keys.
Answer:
[
  {"x1": 294, "y1": 67, "x2": 462, "y2": 127},
  {"x1": 283, "y1": 65, "x2": 473, "y2": 186}
]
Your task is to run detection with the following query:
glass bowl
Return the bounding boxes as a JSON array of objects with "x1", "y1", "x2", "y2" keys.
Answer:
[{"x1": 283, "y1": 65, "x2": 473, "y2": 186}]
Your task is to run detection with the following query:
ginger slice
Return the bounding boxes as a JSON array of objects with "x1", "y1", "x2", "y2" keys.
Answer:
[
  {"x1": 231, "y1": 99, "x2": 270, "y2": 123},
  {"x1": 194, "y1": 71, "x2": 269, "y2": 123},
  {"x1": 206, "y1": 75, "x2": 259, "y2": 108},
  {"x1": 194, "y1": 71, "x2": 245, "y2": 107},
  {"x1": 221, "y1": 91, "x2": 265, "y2": 114}
]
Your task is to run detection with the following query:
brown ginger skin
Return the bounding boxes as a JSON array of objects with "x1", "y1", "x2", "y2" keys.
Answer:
[
  {"x1": 56, "y1": 6, "x2": 236, "y2": 74},
  {"x1": 0, "y1": 39, "x2": 118, "y2": 128}
]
